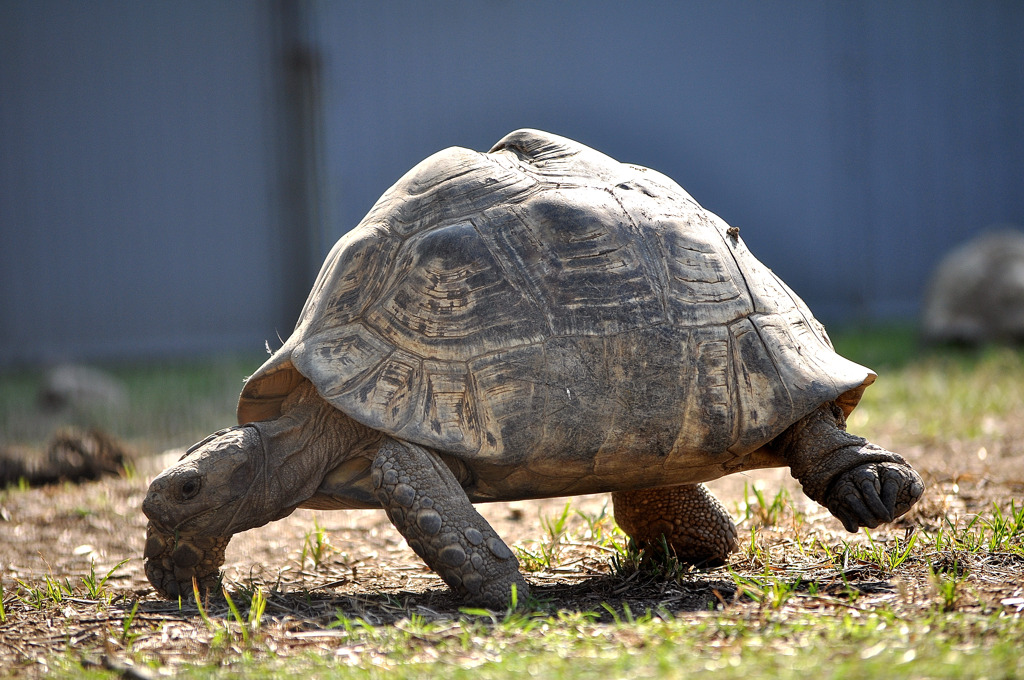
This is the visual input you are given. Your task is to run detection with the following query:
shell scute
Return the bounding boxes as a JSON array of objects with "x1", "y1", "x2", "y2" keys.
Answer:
[
  {"x1": 407, "y1": 361, "x2": 483, "y2": 454},
  {"x1": 508, "y1": 188, "x2": 668, "y2": 336},
  {"x1": 240, "y1": 129, "x2": 874, "y2": 493},
  {"x1": 292, "y1": 324, "x2": 392, "y2": 399},
  {"x1": 363, "y1": 219, "x2": 548, "y2": 361},
  {"x1": 370, "y1": 147, "x2": 537, "y2": 238},
  {"x1": 340, "y1": 349, "x2": 424, "y2": 433}
]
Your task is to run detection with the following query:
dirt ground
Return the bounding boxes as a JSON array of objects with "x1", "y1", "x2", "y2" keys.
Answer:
[{"x1": 1, "y1": 422, "x2": 1022, "y2": 674}]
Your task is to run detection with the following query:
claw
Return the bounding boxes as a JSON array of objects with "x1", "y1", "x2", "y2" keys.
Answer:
[
  {"x1": 825, "y1": 461, "x2": 925, "y2": 533},
  {"x1": 838, "y1": 509, "x2": 858, "y2": 533},
  {"x1": 844, "y1": 492, "x2": 876, "y2": 528},
  {"x1": 880, "y1": 475, "x2": 900, "y2": 518},
  {"x1": 858, "y1": 477, "x2": 892, "y2": 522}
]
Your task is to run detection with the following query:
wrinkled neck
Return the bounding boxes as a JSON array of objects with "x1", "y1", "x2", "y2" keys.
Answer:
[{"x1": 247, "y1": 381, "x2": 375, "y2": 523}]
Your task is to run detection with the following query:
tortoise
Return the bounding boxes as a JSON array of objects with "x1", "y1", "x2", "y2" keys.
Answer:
[{"x1": 143, "y1": 129, "x2": 924, "y2": 608}]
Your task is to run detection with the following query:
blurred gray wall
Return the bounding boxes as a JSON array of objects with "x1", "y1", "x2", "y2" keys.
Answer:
[
  {"x1": 1, "y1": 1, "x2": 288, "y2": 366},
  {"x1": 2, "y1": 1, "x2": 1022, "y2": 367}
]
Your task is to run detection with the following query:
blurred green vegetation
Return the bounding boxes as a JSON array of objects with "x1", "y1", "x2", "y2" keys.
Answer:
[
  {"x1": 0, "y1": 354, "x2": 263, "y2": 454},
  {"x1": 832, "y1": 325, "x2": 1024, "y2": 447},
  {"x1": 829, "y1": 323, "x2": 921, "y2": 370}
]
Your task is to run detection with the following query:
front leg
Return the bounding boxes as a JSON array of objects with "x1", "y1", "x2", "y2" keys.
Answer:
[
  {"x1": 144, "y1": 528, "x2": 231, "y2": 599},
  {"x1": 777, "y1": 403, "x2": 924, "y2": 532},
  {"x1": 371, "y1": 439, "x2": 529, "y2": 609}
]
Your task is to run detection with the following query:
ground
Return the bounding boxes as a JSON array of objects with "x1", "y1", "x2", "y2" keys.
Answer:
[{"x1": 0, "y1": 337, "x2": 1022, "y2": 677}]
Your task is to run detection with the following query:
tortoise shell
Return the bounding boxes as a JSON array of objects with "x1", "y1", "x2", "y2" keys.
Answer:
[{"x1": 237, "y1": 129, "x2": 872, "y2": 499}]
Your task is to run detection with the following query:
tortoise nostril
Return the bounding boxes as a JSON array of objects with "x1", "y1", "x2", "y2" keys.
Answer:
[{"x1": 180, "y1": 475, "x2": 201, "y2": 500}]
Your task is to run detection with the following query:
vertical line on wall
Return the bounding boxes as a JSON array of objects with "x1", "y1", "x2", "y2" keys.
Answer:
[{"x1": 271, "y1": 0, "x2": 329, "y2": 338}]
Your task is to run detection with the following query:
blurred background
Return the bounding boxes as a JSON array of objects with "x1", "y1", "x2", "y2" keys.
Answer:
[{"x1": 2, "y1": 0, "x2": 1023, "y2": 368}]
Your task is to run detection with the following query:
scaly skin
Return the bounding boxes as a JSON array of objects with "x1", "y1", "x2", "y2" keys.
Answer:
[
  {"x1": 144, "y1": 389, "x2": 920, "y2": 604},
  {"x1": 143, "y1": 526, "x2": 228, "y2": 599},
  {"x1": 142, "y1": 382, "x2": 375, "y2": 599},
  {"x1": 371, "y1": 439, "x2": 529, "y2": 609},
  {"x1": 777, "y1": 402, "x2": 924, "y2": 531},
  {"x1": 612, "y1": 483, "x2": 737, "y2": 565},
  {"x1": 611, "y1": 402, "x2": 922, "y2": 567}
]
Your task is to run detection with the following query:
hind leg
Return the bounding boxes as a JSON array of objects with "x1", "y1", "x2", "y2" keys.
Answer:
[{"x1": 611, "y1": 483, "x2": 737, "y2": 565}]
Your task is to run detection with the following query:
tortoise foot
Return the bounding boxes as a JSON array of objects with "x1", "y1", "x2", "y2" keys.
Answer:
[
  {"x1": 612, "y1": 483, "x2": 738, "y2": 566},
  {"x1": 144, "y1": 524, "x2": 229, "y2": 599},
  {"x1": 824, "y1": 462, "x2": 924, "y2": 533}
]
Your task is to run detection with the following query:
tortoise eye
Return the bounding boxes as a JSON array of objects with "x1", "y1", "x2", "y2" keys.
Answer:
[{"x1": 180, "y1": 476, "x2": 201, "y2": 500}]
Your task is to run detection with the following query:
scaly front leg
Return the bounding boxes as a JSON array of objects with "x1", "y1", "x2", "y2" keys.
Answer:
[
  {"x1": 371, "y1": 439, "x2": 529, "y2": 609},
  {"x1": 776, "y1": 403, "x2": 924, "y2": 532}
]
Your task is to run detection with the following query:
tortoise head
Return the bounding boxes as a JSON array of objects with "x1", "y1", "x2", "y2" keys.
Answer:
[
  {"x1": 143, "y1": 426, "x2": 265, "y2": 598},
  {"x1": 143, "y1": 426, "x2": 267, "y2": 535}
]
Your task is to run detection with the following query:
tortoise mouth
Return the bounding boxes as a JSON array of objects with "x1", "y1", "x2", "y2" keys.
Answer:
[
  {"x1": 143, "y1": 523, "x2": 229, "y2": 599},
  {"x1": 144, "y1": 501, "x2": 235, "y2": 538}
]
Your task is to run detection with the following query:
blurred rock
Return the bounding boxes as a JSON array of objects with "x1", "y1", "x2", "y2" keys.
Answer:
[
  {"x1": 0, "y1": 427, "x2": 134, "y2": 487},
  {"x1": 922, "y1": 227, "x2": 1024, "y2": 345},
  {"x1": 38, "y1": 364, "x2": 128, "y2": 413}
]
